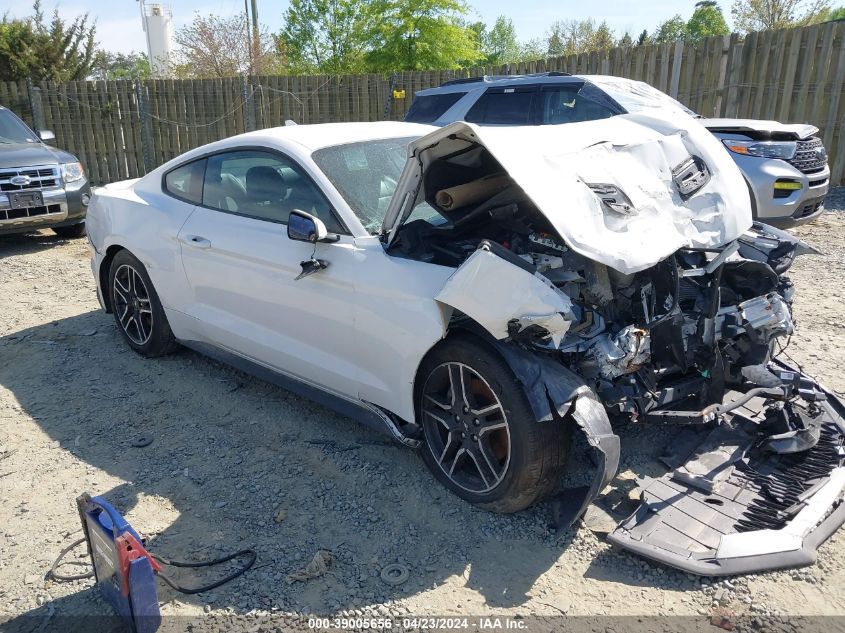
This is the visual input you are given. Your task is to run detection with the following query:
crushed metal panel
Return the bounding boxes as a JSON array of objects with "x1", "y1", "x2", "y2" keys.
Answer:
[{"x1": 435, "y1": 247, "x2": 573, "y2": 346}]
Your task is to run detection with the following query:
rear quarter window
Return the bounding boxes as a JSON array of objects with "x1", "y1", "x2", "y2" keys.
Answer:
[
  {"x1": 405, "y1": 92, "x2": 466, "y2": 123},
  {"x1": 539, "y1": 85, "x2": 617, "y2": 124},
  {"x1": 465, "y1": 88, "x2": 536, "y2": 125},
  {"x1": 163, "y1": 159, "x2": 206, "y2": 204}
]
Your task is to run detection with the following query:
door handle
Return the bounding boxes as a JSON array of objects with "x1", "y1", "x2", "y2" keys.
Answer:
[{"x1": 182, "y1": 235, "x2": 211, "y2": 249}]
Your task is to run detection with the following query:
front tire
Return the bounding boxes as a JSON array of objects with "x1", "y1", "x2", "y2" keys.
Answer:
[
  {"x1": 417, "y1": 335, "x2": 570, "y2": 513},
  {"x1": 108, "y1": 250, "x2": 178, "y2": 357},
  {"x1": 52, "y1": 222, "x2": 86, "y2": 238}
]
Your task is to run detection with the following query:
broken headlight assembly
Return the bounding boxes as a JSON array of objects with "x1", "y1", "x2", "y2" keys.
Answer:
[
  {"x1": 722, "y1": 139, "x2": 797, "y2": 160},
  {"x1": 588, "y1": 183, "x2": 636, "y2": 216},
  {"x1": 672, "y1": 156, "x2": 711, "y2": 199}
]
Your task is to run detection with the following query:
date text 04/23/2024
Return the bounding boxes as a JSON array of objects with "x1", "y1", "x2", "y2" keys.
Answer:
[{"x1": 307, "y1": 617, "x2": 528, "y2": 630}]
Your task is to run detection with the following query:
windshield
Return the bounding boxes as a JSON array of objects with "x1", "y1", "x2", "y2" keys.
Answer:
[
  {"x1": 0, "y1": 109, "x2": 39, "y2": 144},
  {"x1": 588, "y1": 78, "x2": 699, "y2": 118},
  {"x1": 312, "y1": 136, "x2": 417, "y2": 234}
]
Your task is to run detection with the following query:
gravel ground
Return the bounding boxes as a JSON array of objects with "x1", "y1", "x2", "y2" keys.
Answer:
[{"x1": 1, "y1": 192, "x2": 844, "y2": 632}]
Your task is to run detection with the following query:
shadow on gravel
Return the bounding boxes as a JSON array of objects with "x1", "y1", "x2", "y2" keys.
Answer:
[
  {"x1": 0, "y1": 231, "x2": 76, "y2": 258},
  {"x1": 1, "y1": 310, "x2": 693, "y2": 628}
]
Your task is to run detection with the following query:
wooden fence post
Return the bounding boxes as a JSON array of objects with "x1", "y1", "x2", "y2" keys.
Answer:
[
  {"x1": 26, "y1": 78, "x2": 46, "y2": 133},
  {"x1": 669, "y1": 40, "x2": 684, "y2": 98},
  {"x1": 136, "y1": 81, "x2": 154, "y2": 174},
  {"x1": 243, "y1": 75, "x2": 255, "y2": 132}
]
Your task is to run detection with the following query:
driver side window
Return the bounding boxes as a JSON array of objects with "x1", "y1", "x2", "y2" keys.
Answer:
[{"x1": 201, "y1": 150, "x2": 343, "y2": 233}]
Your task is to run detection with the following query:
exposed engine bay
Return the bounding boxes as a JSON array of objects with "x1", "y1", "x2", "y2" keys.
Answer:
[{"x1": 387, "y1": 139, "x2": 845, "y2": 575}]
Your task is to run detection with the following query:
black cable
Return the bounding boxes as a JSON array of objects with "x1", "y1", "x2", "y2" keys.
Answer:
[
  {"x1": 151, "y1": 548, "x2": 257, "y2": 595},
  {"x1": 49, "y1": 537, "x2": 95, "y2": 581}
]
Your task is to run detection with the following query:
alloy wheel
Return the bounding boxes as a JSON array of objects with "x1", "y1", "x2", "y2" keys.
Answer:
[
  {"x1": 113, "y1": 264, "x2": 153, "y2": 346},
  {"x1": 421, "y1": 362, "x2": 511, "y2": 494}
]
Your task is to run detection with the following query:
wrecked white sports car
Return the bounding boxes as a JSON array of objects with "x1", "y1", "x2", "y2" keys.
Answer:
[{"x1": 87, "y1": 111, "x2": 845, "y2": 576}]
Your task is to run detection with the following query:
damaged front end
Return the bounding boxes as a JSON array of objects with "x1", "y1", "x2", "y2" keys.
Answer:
[{"x1": 384, "y1": 120, "x2": 845, "y2": 575}]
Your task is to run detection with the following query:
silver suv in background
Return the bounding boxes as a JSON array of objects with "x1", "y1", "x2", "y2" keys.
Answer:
[
  {"x1": 0, "y1": 105, "x2": 90, "y2": 238},
  {"x1": 704, "y1": 119, "x2": 829, "y2": 226},
  {"x1": 405, "y1": 74, "x2": 830, "y2": 228}
]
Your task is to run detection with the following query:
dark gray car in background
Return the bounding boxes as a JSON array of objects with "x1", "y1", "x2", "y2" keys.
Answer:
[{"x1": 0, "y1": 105, "x2": 90, "y2": 238}]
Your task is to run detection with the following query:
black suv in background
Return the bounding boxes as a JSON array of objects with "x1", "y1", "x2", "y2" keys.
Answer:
[{"x1": 0, "y1": 105, "x2": 90, "y2": 238}]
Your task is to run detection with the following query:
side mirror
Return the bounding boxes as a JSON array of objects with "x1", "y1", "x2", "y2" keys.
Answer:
[
  {"x1": 287, "y1": 210, "x2": 339, "y2": 243},
  {"x1": 38, "y1": 130, "x2": 56, "y2": 144}
]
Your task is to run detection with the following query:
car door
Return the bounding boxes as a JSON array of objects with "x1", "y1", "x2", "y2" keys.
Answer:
[{"x1": 176, "y1": 148, "x2": 361, "y2": 399}]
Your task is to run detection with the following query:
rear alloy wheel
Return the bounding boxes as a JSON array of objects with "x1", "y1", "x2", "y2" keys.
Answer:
[
  {"x1": 417, "y1": 335, "x2": 570, "y2": 513},
  {"x1": 108, "y1": 250, "x2": 178, "y2": 357}
]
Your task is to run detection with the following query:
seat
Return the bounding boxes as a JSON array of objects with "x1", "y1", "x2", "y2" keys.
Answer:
[
  {"x1": 245, "y1": 166, "x2": 288, "y2": 221},
  {"x1": 204, "y1": 172, "x2": 247, "y2": 212}
]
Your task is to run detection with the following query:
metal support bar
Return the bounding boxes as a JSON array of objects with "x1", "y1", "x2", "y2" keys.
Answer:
[{"x1": 383, "y1": 73, "x2": 396, "y2": 121}]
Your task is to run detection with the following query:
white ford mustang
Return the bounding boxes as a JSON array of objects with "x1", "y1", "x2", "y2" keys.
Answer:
[{"x1": 88, "y1": 113, "x2": 845, "y2": 576}]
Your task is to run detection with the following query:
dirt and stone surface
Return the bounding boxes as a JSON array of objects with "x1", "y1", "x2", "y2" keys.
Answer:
[{"x1": 1, "y1": 191, "x2": 844, "y2": 631}]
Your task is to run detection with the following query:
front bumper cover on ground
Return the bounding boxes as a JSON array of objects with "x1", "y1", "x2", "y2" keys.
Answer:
[{"x1": 608, "y1": 382, "x2": 845, "y2": 576}]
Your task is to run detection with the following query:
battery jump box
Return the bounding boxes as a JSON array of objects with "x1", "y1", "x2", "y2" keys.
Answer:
[{"x1": 76, "y1": 493, "x2": 162, "y2": 633}]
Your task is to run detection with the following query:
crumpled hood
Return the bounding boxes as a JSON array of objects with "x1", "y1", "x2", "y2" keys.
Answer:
[
  {"x1": 385, "y1": 112, "x2": 753, "y2": 274},
  {"x1": 703, "y1": 118, "x2": 818, "y2": 140}
]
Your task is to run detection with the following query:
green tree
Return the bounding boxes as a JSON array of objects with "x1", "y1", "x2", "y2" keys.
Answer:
[
  {"x1": 545, "y1": 19, "x2": 598, "y2": 56},
  {"x1": 687, "y1": 2, "x2": 730, "y2": 42},
  {"x1": 279, "y1": 0, "x2": 371, "y2": 73},
  {"x1": 819, "y1": 6, "x2": 845, "y2": 22},
  {"x1": 520, "y1": 37, "x2": 547, "y2": 60},
  {"x1": 653, "y1": 14, "x2": 688, "y2": 42},
  {"x1": 636, "y1": 29, "x2": 651, "y2": 45},
  {"x1": 480, "y1": 16, "x2": 521, "y2": 64},
  {"x1": 731, "y1": 0, "x2": 831, "y2": 31},
  {"x1": 365, "y1": 0, "x2": 481, "y2": 71},
  {"x1": 590, "y1": 20, "x2": 615, "y2": 51},
  {"x1": 90, "y1": 51, "x2": 150, "y2": 80},
  {"x1": 0, "y1": 0, "x2": 96, "y2": 81},
  {"x1": 618, "y1": 31, "x2": 634, "y2": 48}
]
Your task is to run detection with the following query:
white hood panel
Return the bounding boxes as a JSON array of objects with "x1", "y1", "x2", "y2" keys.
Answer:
[{"x1": 388, "y1": 113, "x2": 753, "y2": 274}]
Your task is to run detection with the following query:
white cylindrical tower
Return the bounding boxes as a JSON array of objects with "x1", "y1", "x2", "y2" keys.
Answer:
[{"x1": 141, "y1": 2, "x2": 173, "y2": 77}]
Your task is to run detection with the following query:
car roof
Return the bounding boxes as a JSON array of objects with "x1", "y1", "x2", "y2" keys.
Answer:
[
  {"x1": 229, "y1": 121, "x2": 435, "y2": 153},
  {"x1": 415, "y1": 73, "x2": 588, "y2": 95},
  {"x1": 151, "y1": 120, "x2": 436, "y2": 179}
]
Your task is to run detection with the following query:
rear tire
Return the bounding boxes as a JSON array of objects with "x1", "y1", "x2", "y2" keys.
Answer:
[
  {"x1": 108, "y1": 250, "x2": 178, "y2": 357},
  {"x1": 52, "y1": 222, "x2": 86, "y2": 238},
  {"x1": 417, "y1": 335, "x2": 570, "y2": 513}
]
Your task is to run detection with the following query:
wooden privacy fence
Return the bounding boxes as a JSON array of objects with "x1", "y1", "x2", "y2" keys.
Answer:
[{"x1": 1, "y1": 21, "x2": 844, "y2": 186}]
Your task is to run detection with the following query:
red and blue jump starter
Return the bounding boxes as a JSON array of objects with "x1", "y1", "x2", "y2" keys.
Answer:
[
  {"x1": 76, "y1": 493, "x2": 162, "y2": 633},
  {"x1": 74, "y1": 492, "x2": 256, "y2": 633}
]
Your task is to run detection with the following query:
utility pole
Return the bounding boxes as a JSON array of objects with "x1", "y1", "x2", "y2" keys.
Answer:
[
  {"x1": 244, "y1": 0, "x2": 253, "y2": 75},
  {"x1": 250, "y1": 0, "x2": 260, "y2": 75}
]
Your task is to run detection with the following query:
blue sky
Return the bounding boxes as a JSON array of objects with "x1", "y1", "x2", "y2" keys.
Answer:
[{"x1": 6, "y1": 1, "x2": 717, "y2": 55}]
